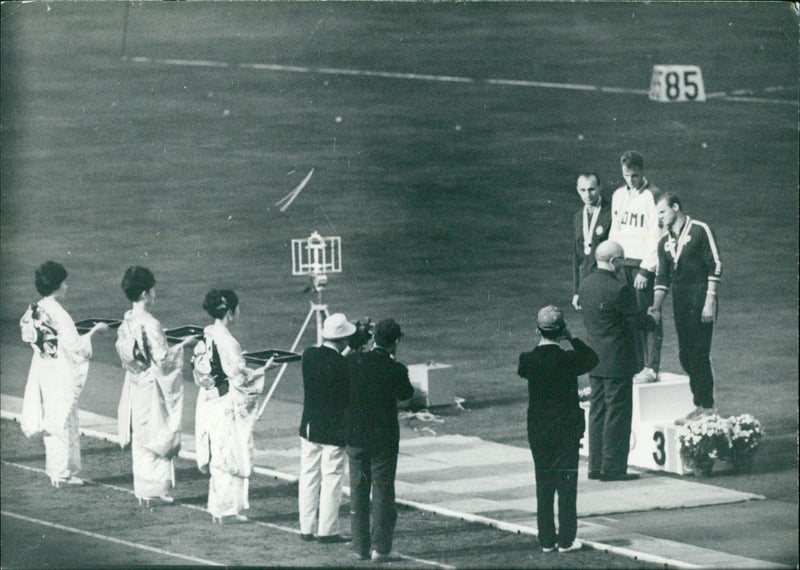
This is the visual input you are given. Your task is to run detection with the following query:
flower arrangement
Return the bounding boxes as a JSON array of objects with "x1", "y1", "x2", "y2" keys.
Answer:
[
  {"x1": 677, "y1": 414, "x2": 729, "y2": 476},
  {"x1": 677, "y1": 413, "x2": 765, "y2": 476},
  {"x1": 724, "y1": 413, "x2": 764, "y2": 472}
]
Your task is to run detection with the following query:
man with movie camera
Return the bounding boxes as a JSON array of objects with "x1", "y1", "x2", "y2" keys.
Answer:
[
  {"x1": 346, "y1": 318, "x2": 374, "y2": 354},
  {"x1": 345, "y1": 319, "x2": 414, "y2": 562}
]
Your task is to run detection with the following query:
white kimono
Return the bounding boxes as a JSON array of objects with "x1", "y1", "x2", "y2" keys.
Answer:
[
  {"x1": 116, "y1": 309, "x2": 184, "y2": 500},
  {"x1": 193, "y1": 323, "x2": 265, "y2": 518},
  {"x1": 19, "y1": 296, "x2": 92, "y2": 484}
]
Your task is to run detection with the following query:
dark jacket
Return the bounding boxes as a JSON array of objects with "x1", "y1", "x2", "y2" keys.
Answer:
[
  {"x1": 299, "y1": 345, "x2": 349, "y2": 446},
  {"x1": 573, "y1": 200, "x2": 613, "y2": 296},
  {"x1": 345, "y1": 347, "x2": 414, "y2": 455},
  {"x1": 518, "y1": 338, "x2": 598, "y2": 440},
  {"x1": 578, "y1": 269, "x2": 655, "y2": 378}
]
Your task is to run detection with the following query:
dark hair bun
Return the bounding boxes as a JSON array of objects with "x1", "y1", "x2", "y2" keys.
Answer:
[
  {"x1": 35, "y1": 261, "x2": 68, "y2": 297},
  {"x1": 121, "y1": 266, "x2": 156, "y2": 302},
  {"x1": 203, "y1": 289, "x2": 239, "y2": 319}
]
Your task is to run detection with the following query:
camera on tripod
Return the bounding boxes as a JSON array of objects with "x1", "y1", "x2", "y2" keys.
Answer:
[
  {"x1": 292, "y1": 231, "x2": 340, "y2": 295},
  {"x1": 311, "y1": 273, "x2": 328, "y2": 292}
]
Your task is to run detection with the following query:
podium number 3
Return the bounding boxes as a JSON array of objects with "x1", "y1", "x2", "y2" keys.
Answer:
[
  {"x1": 652, "y1": 431, "x2": 666, "y2": 466},
  {"x1": 665, "y1": 71, "x2": 700, "y2": 100}
]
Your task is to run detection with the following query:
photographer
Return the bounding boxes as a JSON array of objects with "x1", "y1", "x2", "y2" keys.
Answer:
[
  {"x1": 518, "y1": 306, "x2": 598, "y2": 553},
  {"x1": 345, "y1": 319, "x2": 414, "y2": 562}
]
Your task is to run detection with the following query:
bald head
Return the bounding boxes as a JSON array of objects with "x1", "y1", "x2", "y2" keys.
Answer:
[{"x1": 595, "y1": 240, "x2": 624, "y2": 262}]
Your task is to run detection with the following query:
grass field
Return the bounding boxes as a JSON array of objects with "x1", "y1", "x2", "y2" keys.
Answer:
[
  {"x1": 1, "y1": 419, "x2": 661, "y2": 568},
  {"x1": 1, "y1": 0, "x2": 797, "y2": 525}
]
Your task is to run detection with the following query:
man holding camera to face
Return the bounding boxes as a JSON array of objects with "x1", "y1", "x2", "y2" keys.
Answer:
[
  {"x1": 345, "y1": 319, "x2": 414, "y2": 562},
  {"x1": 518, "y1": 306, "x2": 598, "y2": 553}
]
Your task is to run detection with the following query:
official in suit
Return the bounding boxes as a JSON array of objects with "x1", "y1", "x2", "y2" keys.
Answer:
[
  {"x1": 298, "y1": 313, "x2": 356, "y2": 543},
  {"x1": 578, "y1": 241, "x2": 656, "y2": 481},
  {"x1": 345, "y1": 319, "x2": 414, "y2": 562}
]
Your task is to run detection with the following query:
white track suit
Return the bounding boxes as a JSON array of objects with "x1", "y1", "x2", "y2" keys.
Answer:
[
  {"x1": 299, "y1": 434, "x2": 347, "y2": 537},
  {"x1": 609, "y1": 181, "x2": 662, "y2": 272}
]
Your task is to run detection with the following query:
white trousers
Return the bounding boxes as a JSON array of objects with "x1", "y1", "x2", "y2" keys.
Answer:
[{"x1": 298, "y1": 436, "x2": 346, "y2": 537}]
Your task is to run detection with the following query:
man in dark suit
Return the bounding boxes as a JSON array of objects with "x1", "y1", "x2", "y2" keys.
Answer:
[
  {"x1": 298, "y1": 313, "x2": 356, "y2": 543},
  {"x1": 578, "y1": 241, "x2": 657, "y2": 481},
  {"x1": 345, "y1": 319, "x2": 414, "y2": 562}
]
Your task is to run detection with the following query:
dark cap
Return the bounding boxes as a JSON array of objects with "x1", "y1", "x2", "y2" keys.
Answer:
[
  {"x1": 537, "y1": 305, "x2": 565, "y2": 332},
  {"x1": 375, "y1": 318, "x2": 403, "y2": 346}
]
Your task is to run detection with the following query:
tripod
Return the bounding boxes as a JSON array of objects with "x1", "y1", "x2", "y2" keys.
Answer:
[
  {"x1": 256, "y1": 274, "x2": 329, "y2": 419},
  {"x1": 257, "y1": 231, "x2": 342, "y2": 419}
]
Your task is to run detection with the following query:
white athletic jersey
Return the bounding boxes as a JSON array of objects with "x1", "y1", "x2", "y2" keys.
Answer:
[{"x1": 609, "y1": 179, "x2": 661, "y2": 273}]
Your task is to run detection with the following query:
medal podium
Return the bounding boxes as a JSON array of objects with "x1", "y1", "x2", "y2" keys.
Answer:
[{"x1": 579, "y1": 372, "x2": 707, "y2": 475}]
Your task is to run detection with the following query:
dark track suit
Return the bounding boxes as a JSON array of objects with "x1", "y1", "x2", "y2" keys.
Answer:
[
  {"x1": 518, "y1": 338, "x2": 598, "y2": 549},
  {"x1": 655, "y1": 217, "x2": 722, "y2": 408}
]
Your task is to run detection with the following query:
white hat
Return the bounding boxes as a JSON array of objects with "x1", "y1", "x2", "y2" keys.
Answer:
[{"x1": 321, "y1": 313, "x2": 357, "y2": 340}]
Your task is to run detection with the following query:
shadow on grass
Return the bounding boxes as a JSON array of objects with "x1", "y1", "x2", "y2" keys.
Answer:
[
  {"x1": 249, "y1": 511, "x2": 300, "y2": 525},
  {"x1": 173, "y1": 465, "x2": 211, "y2": 482},
  {"x1": 178, "y1": 493, "x2": 210, "y2": 506},
  {"x1": 248, "y1": 484, "x2": 297, "y2": 500},
  {"x1": 418, "y1": 538, "x2": 538, "y2": 560},
  {"x1": 90, "y1": 470, "x2": 133, "y2": 484}
]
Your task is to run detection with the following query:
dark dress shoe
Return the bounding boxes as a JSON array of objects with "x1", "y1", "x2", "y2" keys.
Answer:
[
  {"x1": 588, "y1": 471, "x2": 602, "y2": 480},
  {"x1": 299, "y1": 533, "x2": 315, "y2": 542},
  {"x1": 318, "y1": 535, "x2": 350, "y2": 544},
  {"x1": 600, "y1": 472, "x2": 640, "y2": 481}
]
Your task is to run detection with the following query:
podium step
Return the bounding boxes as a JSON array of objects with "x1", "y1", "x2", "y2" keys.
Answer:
[{"x1": 579, "y1": 373, "x2": 729, "y2": 475}]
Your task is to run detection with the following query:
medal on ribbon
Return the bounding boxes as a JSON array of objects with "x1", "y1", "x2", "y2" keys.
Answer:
[
  {"x1": 667, "y1": 217, "x2": 693, "y2": 270},
  {"x1": 582, "y1": 204, "x2": 601, "y2": 258}
]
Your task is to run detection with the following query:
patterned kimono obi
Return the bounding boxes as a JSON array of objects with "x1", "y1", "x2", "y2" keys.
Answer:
[
  {"x1": 192, "y1": 323, "x2": 265, "y2": 518},
  {"x1": 19, "y1": 297, "x2": 93, "y2": 484}
]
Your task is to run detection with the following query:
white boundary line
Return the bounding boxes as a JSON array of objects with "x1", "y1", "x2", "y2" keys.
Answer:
[
  {"x1": 1, "y1": 510, "x2": 223, "y2": 566},
  {"x1": 1, "y1": 407, "x2": 788, "y2": 570},
  {"x1": 126, "y1": 56, "x2": 795, "y2": 105},
  {"x1": 721, "y1": 95, "x2": 795, "y2": 105},
  {"x1": 157, "y1": 58, "x2": 229, "y2": 68},
  {"x1": 486, "y1": 77, "x2": 599, "y2": 92},
  {"x1": 1, "y1": 457, "x2": 455, "y2": 570}
]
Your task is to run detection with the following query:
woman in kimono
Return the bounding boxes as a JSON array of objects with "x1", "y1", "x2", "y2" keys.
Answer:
[
  {"x1": 192, "y1": 289, "x2": 271, "y2": 523},
  {"x1": 115, "y1": 266, "x2": 194, "y2": 505},
  {"x1": 19, "y1": 261, "x2": 109, "y2": 487}
]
